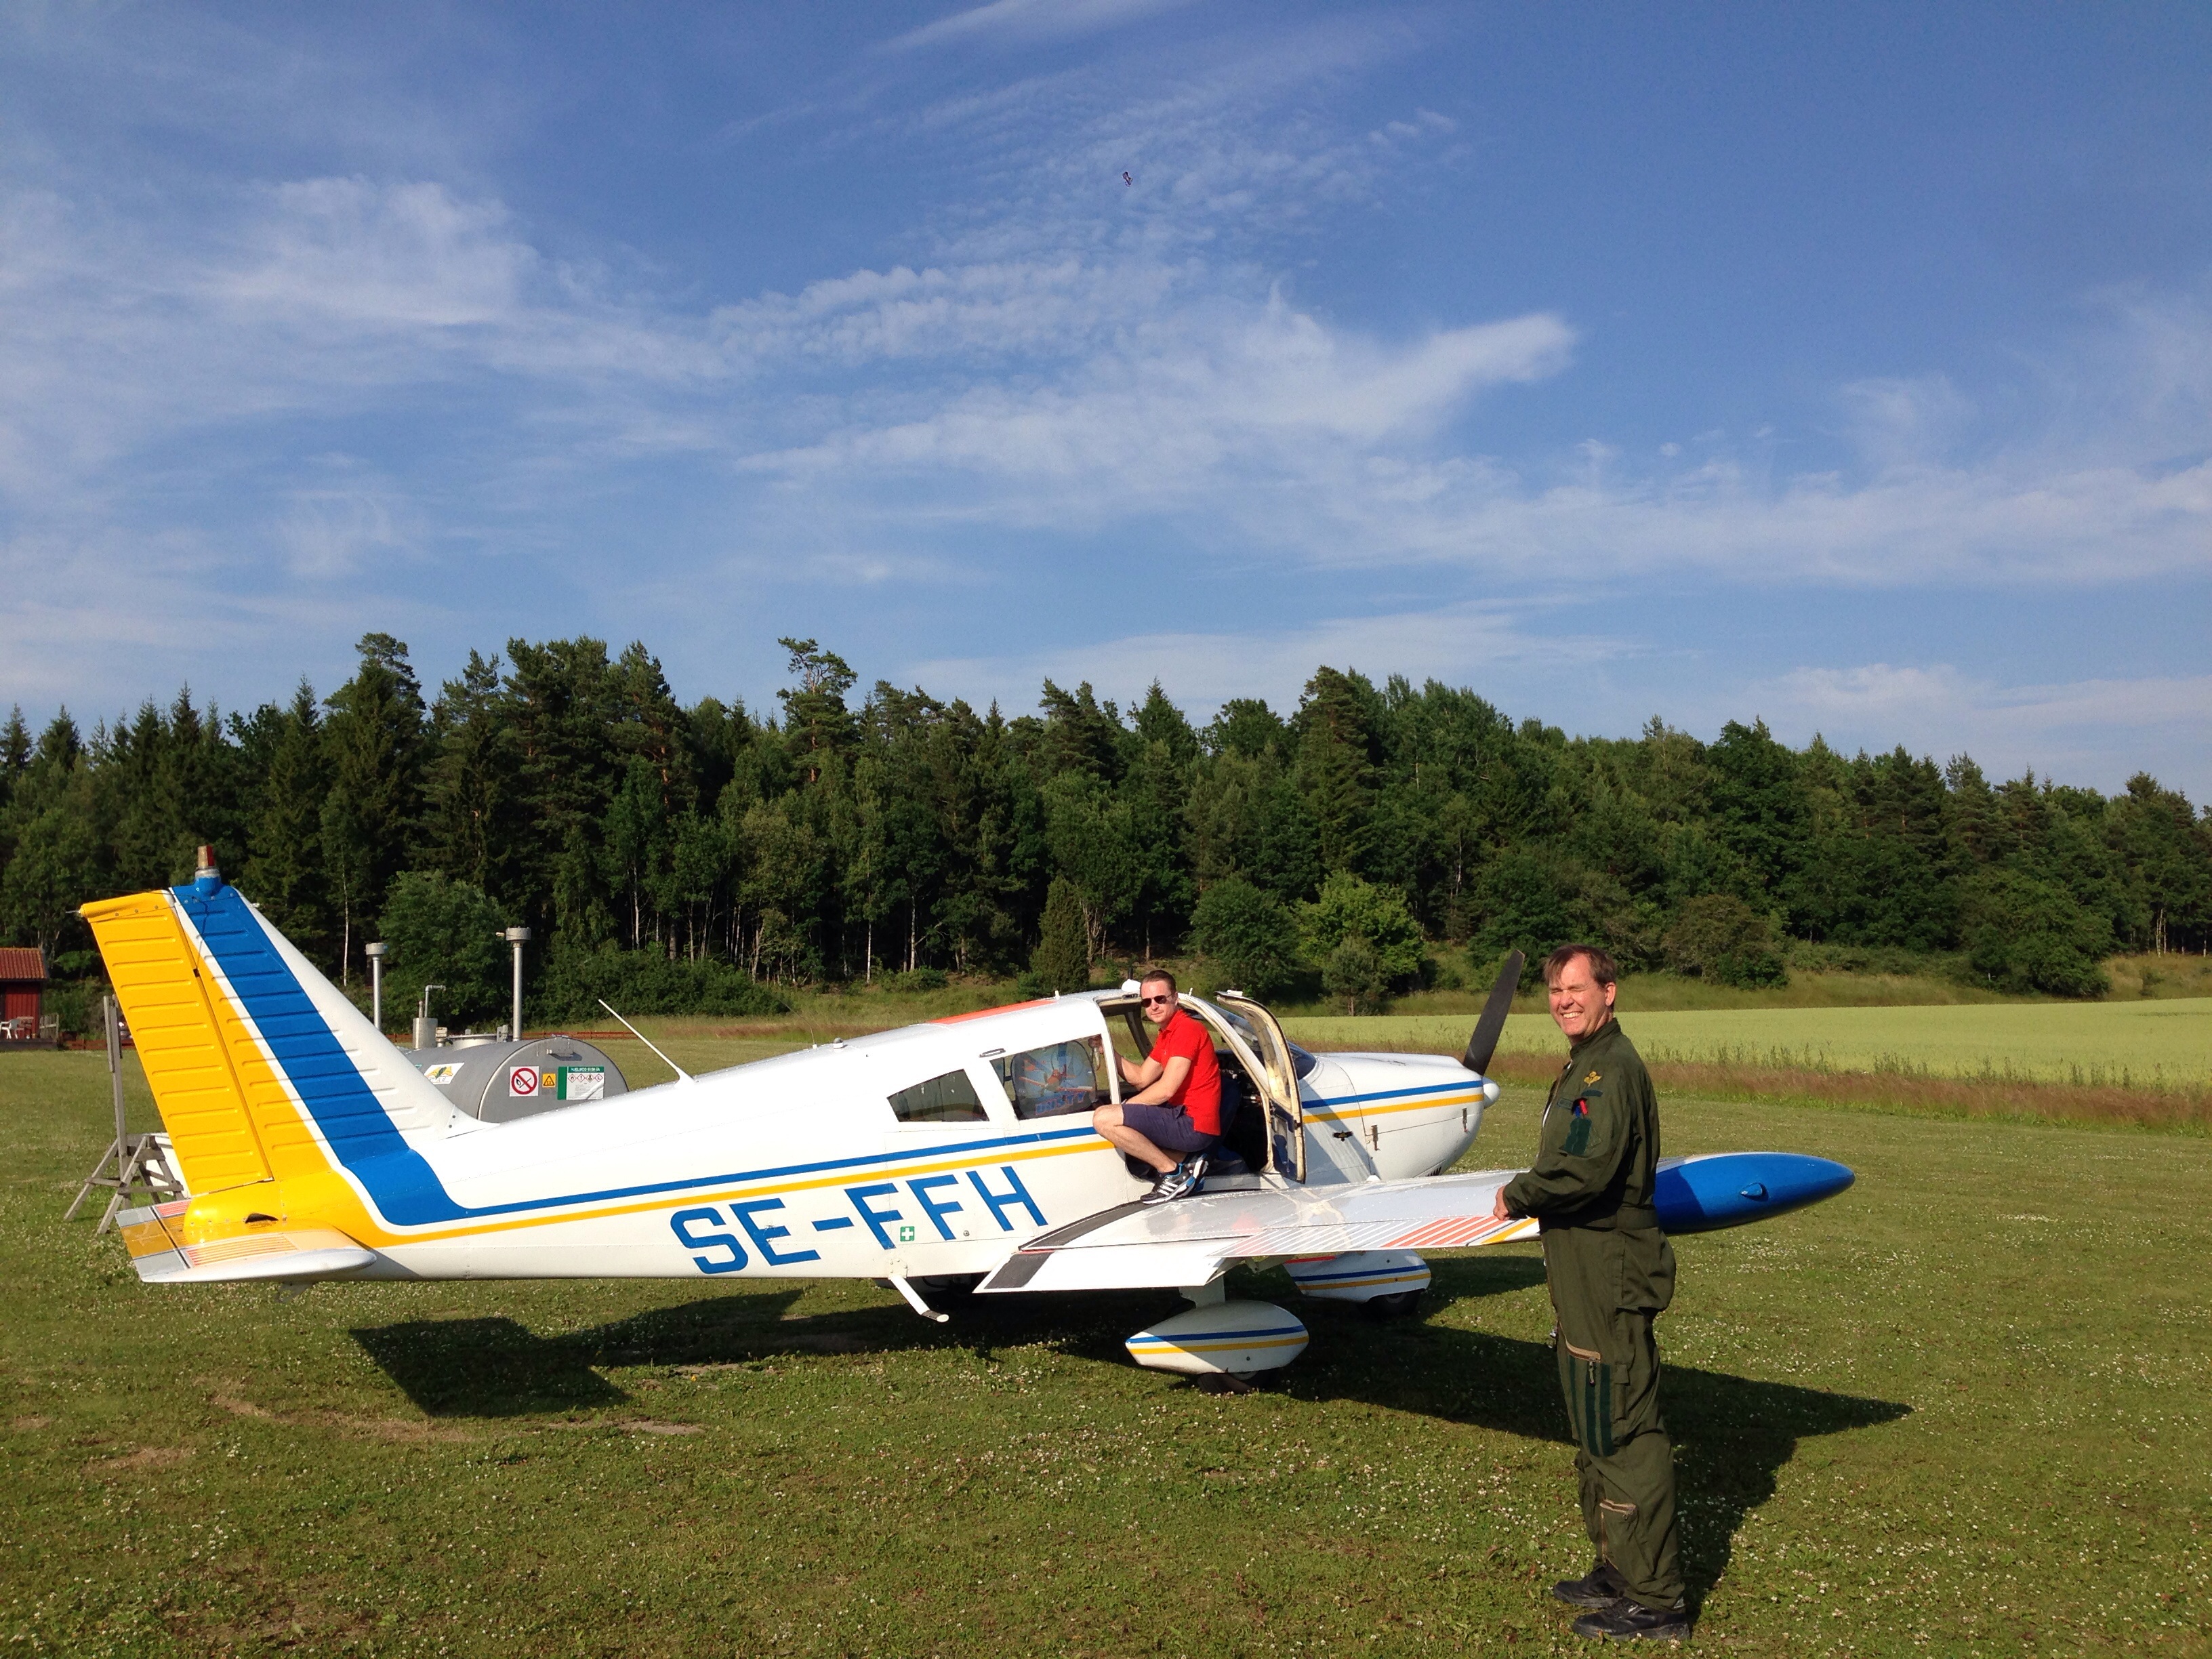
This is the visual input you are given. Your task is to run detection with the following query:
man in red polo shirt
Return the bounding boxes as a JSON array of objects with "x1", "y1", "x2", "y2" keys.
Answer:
[{"x1": 1094, "y1": 969, "x2": 1222, "y2": 1204}]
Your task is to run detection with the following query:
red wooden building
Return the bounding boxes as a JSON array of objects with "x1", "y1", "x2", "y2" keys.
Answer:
[{"x1": 1, "y1": 947, "x2": 49, "y2": 1042}]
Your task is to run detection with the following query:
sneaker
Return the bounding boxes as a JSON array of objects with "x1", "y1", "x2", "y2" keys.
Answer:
[
  {"x1": 1553, "y1": 1560, "x2": 1629, "y2": 1609},
  {"x1": 1139, "y1": 1155, "x2": 1208, "y2": 1206},
  {"x1": 1570, "y1": 1598, "x2": 1689, "y2": 1641}
]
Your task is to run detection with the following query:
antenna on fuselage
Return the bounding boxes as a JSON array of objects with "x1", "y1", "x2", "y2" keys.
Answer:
[
  {"x1": 1462, "y1": 950, "x2": 1525, "y2": 1076},
  {"x1": 598, "y1": 1000, "x2": 694, "y2": 1084}
]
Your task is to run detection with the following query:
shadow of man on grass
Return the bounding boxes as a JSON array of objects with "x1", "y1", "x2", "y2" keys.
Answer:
[
  {"x1": 352, "y1": 1250, "x2": 1905, "y2": 1605},
  {"x1": 1274, "y1": 1252, "x2": 1911, "y2": 1605}
]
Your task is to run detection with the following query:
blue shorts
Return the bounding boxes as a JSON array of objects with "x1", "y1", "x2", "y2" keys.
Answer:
[{"x1": 1120, "y1": 1101, "x2": 1217, "y2": 1156}]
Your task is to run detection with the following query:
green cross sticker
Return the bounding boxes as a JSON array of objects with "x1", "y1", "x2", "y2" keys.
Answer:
[{"x1": 898, "y1": 1225, "x2": 917, "y2": 1244}]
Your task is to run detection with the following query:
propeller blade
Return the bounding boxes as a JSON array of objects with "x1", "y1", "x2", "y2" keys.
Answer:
[{"x1": 1461, "y1": 949, "x2": 1525, "y2": 1076}]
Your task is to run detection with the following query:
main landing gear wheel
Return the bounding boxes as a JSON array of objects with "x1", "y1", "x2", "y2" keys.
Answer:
[{"x1": 1364, "y1": 1289, "x2": 1424, "y2": 1320}]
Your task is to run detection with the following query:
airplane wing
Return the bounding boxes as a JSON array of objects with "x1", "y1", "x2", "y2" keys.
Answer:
[
  {"x1": 975, "y1": 1150, "x2": 1856, "y2": 1295},
  {"x1": 976, "y1": 1171, "x2": 1537, "y2": 1294}
]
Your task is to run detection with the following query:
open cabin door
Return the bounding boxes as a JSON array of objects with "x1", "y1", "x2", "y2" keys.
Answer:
[{"x1": 1214, "y1": 993, "x2": 1305, "y2": 1183}]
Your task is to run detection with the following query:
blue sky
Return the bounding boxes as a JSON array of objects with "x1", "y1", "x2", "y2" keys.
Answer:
[{"x1": 2, "y1": 2, "x2": 2207, "y2": 794}]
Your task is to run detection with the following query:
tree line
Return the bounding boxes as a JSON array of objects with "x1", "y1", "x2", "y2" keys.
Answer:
[{"x1": 2, "y1": 632, "x2": 2207, "y2": 1029}]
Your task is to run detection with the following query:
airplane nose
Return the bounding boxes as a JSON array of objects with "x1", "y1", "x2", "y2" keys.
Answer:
[{"x1": 1654, "y1": 1153, "x2": 1855, "y2": 1234}]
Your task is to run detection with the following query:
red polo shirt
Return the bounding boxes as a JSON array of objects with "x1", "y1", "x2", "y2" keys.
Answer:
[{"x1": 1148, "y1": 1008, "x2": 1223, "y2": 1135}]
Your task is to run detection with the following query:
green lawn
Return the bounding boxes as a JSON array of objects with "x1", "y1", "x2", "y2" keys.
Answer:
[
  {"x1": 3, "y1": 1046, "x2": 2209, "y2": 1656},
  {"x1": 1288, "y1": 997, "x2": 2212, "y2": 1088}
]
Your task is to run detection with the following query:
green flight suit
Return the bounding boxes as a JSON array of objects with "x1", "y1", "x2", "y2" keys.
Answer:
[{"x1": 1501, "y1": 1018, "x2": 1684, "y2": 1611}]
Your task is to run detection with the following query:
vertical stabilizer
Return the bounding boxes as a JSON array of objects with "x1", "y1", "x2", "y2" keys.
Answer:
[{"x1": 82, "y1": 879, "x2": 464, "y2": 1202}]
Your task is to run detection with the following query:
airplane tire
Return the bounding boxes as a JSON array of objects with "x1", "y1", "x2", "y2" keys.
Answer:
[{"x1": 1364, "y1": 1290, "x2": 1424, "y2": 1321}]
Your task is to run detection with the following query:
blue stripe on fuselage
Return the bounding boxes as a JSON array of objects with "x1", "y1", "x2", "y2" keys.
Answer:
[
  {"x1": 1308, "y1": 1077, "x2": 1478, "y2": 1109},
  {"x1": 173, "y1": 883, "x2": 1101, "y2": 1230}
]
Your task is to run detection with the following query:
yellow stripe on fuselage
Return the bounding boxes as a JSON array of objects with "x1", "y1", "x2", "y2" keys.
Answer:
[{"x1": 1305, "y1": 1090, "x2": 1483, "y2": 1128}]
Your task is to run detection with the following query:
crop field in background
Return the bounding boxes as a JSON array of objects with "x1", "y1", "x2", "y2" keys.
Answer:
[
  {"x1": 1288, "y1": 998, "x2": 2212, "y2": 1086},
  {"x1": 1286, "y1": 998, "x2": 2212, "y2": 1133},
  {"x1": 5, "y1": 1033, "x2": 2211, "y2": 1657}
]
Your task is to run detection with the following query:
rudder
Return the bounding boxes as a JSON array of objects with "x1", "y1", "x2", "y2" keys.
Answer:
[{"x1": 82, "y1": 876, "x2": 461, "y2": 1203}]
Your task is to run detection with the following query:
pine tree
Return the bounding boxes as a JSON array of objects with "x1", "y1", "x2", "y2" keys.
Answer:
[
  {"x1": 1032, "y1": 877, "x2": 1090, "y2": 993},
  {"x1": 242, "y1": 682, "x2": 332, "y2": 950},
  {"x1": 323, "y1": 634, "x2": 428, "y2": 982}
]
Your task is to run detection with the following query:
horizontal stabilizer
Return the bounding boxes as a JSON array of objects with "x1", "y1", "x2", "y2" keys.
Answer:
[{"x1": 117, "y1": 1200, "x2": 375, "y2": 1284}]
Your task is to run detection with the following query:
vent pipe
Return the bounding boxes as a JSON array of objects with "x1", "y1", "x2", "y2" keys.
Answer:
[
  {"x1": 365, "y1": 941, "x2": 387, "y2": 1033},
  {"x1": 413, "y1": 983, "x2": 444, "y2": 1052},
  {"x1": 504, "y1": 928, "x2": 531, "y2": 1042}
]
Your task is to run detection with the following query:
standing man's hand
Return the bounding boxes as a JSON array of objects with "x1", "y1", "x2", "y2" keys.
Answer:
[{"x1": 1490, "y1": 1187, "x2": 1512, "y2": 1221}]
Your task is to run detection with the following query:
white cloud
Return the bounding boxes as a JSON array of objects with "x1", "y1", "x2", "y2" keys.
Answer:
[
  {"x1": 741, "y1": 299, "x2": 1575, "y2": 500},
  {"x1": 220, "y1": 179, "x2": 537, "y2": 329},
  {"x1": 903, "y1": 601, "x2": 1598, "y2": 718},
  {"x1": 1761, "y1": 661, "x2": 2212, "y2": 791},
  {"x1": 2, "y1": 4, "x2": 2208, "y2": 789},
  {"x1": 276, "y1": 477, "x2": 419, "y2": 579},
  {"x1": 886, "y1": 0, "x2": 1200, "y2": 54}
]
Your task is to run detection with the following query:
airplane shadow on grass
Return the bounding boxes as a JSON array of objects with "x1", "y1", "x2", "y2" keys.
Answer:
[{"x1": 351, "y1": 1250, "x2": 1907, "y2": 1606}]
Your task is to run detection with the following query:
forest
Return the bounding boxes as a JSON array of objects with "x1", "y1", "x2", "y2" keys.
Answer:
[{"x1": 2, "y1": 632, "x2": 2207, "y2": 1033}]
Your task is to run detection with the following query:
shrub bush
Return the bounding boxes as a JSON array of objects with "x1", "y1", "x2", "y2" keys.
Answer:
[
  {"x1": 1959, "y1": 871, "x2": 2111, "y2": 998},
  {"x1": 1664, "y1": 894, "x2": 1788, "y2": 988},
  {"x1": 43, "y1": 978, "x2": 105, "y2": 1040},
  {"x1": 1191, "y1": 877, "x2": 1303, "y2": 1001},
  {"x1": 1299, "y1": 874, "x2": 1424, "y2": 989},
  {"x1": 882, "y1": 966, "x2": 947, "y2": 993},
  {"x1": 535, "y1": 948, "x2": 791, "y2": 1023},
  {"x1": 1321, "y1": 934, "x2": 1388, "y2": 1015},
  {"x1": 376, "y1": 872, "x2": 511, "y2": 1030}
]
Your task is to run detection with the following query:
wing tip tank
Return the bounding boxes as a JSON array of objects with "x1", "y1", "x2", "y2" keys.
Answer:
[{"x1": 1654, "y1": 1151, "x2": 1855, "y2": 1234}]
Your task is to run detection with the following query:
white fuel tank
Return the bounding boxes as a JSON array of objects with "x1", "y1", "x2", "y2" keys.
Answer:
[
  {"x1": 1284, "y1": 1250, "x2": 1432, "y2": 1303},
  {"x1": 1123, "y1": 1300, "x2": 1309, "y2": 1376}
]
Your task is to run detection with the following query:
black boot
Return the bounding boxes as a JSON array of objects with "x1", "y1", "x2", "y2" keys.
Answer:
[
  {"x1": 1571, "y1": 1597, "x2": 1689, "y2": 1641},
  {"x1": 1553, "y1": 1560, "x2": 1629, "y2": 1608}
]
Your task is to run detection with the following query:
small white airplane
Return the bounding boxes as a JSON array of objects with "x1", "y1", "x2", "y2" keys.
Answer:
[{"x1": 84, "y1": 865, "x2": 1853, "y2": 1379}]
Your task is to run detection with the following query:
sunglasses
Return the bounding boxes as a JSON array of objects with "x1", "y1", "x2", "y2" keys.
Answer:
[{"x1": 1141, "y1": 994, "x2": 1175, "y2": 1007}]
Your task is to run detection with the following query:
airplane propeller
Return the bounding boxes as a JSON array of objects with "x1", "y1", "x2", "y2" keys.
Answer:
[{"x1": 1461, "y1": 949, "x2": 1525, "y2": 1076}]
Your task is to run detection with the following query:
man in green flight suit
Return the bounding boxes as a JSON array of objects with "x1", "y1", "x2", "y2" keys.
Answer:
[{"x1": 1490, "y1": 943, "x2": 1689, "y2": 1641}]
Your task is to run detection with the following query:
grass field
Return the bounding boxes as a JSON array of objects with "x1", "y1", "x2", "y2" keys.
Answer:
[
  {"x1": 4, "y1": 1038, "x2": 2211, "y2": 1656},
  {"x1": 1286, "y1": 998, "x2": 2212, "y2": 1089}
]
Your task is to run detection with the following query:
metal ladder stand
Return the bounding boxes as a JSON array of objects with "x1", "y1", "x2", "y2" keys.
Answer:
[{"x1": 64, "y1": 996, "x2": 185, "y2": 1231}]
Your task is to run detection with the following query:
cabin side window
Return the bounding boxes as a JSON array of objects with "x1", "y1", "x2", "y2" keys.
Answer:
[
  {"x1": 990, "y1": 1037, "x2": 1109, "y2": 1120},
  {"x1": 888, "y1": 1068, "x2": 991, "y2": 1124}
]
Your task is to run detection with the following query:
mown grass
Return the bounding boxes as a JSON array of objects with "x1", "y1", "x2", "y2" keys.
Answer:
[{"x1": 5, "y1": 1044, "x2": 2211, "y2": 1656}]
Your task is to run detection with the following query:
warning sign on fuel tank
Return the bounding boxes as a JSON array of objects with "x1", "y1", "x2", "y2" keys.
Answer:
[
  {"x1": 508, "y1": 1065, "x2": 540, "y2": 1097},
  {"x1": 557, "y1": 1066, "x2": 605, "y2": 1101}
]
